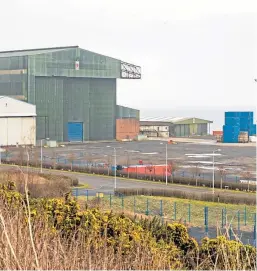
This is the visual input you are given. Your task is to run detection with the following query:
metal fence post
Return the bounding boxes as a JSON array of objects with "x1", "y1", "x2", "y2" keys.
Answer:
[
  {"x1": 229, "y1": 226, "x2": 232, "y2": 240},
  {"x1": 133, "y1": 196, "x2": 136, "y2": 214},
  {"x1": 221, "y1": 208, "x2": 224, "y2": 228},
  {"x1": 160, "y1": 200, "x2": 163, "y2": 217},
  {"x1": 244, "y1": 206, "x2": 247, "y2": 226},
  {"x1": 109, "y1": 194, "x2": 112, "y2": 209},
  {"x1": 174, "y1": 202, "x2": 177, "y2": 220},
  {"x1": 253, "y1": 213, "x2": 256, "y2": 247},
  {"x1": 121, "y1": 195, "x2": 124, "y2": 211},
  {"x1": 145, "y1": 198, "x2": 149, "y2": 216},
  {"x1": 238, "y1": 211, "x2": 240, "y2": 234},
  {"x1": 204, "y1": 206, "x2": 209, "y2": 236},
  {"x1": 224, "y1": 207, "x2": 227, "y2": 226},
  {"x1": 86, "y1": 189, "x2": 88, "y2": 201},
  {"x1": 188, "y1": 203, "x2": 191, "y2": 223}
]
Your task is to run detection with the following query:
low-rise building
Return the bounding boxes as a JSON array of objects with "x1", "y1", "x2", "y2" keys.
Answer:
[
  {"x1": 140, "y1": 116, "x2": 213, "y2": 137},
  {"x1": 0, "y1": 96, "x2": 36, "y2": 146}
]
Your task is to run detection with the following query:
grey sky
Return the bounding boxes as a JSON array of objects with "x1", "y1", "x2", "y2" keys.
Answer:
[{"x1": 0, "y1": 0, "x2": 256, "y2": 129}]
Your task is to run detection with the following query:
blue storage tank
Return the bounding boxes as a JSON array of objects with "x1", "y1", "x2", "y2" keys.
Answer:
[
  {"x1": 225, "y1": 112, "x2": 241, "y2": 118},
  {"x1": 225, "y1": 117, "x2": 240, "y2": 126}
]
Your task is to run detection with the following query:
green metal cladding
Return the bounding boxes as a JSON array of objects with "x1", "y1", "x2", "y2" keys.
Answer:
[{"x1": 0, "y1": 46, "x2": 140, "y2": 141}]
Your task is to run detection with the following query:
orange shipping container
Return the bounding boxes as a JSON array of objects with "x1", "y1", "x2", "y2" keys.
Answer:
[{"x1": 213, "y1": 131, "x2": 223, "y2": 136}]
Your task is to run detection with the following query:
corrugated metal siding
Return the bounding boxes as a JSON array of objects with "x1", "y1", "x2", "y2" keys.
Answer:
[
  {"x1": 184, "y1": 124, "x2": 190, "y2": 136},
  {"x1": 29, "y1": 49, "x2": 121, "y2": 78},
  {"x1": 0, "y1": 56, "x2": 28, "y2": 99},
  {"x1": 35, "y1": 77, "x2": 64, "y2": 141},
  {"x1": 89, "y1": 79, "x2": 116, "y2": 140},
  {"x1": 116, "y1": 105, "x2": 140, "y2": 120},
  {"x1": 63, "y1": 78, "x2": 90, "y2": 141},
  {"x1": 197, "y1": 124, "x2": 208, "y2": 135}
]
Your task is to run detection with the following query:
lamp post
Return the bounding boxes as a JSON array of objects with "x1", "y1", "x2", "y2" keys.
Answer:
[
  {"x1": 40, "y1": 138, "x2": 49, "y2": 173},
  {"x1": 106, "y1": 146, "x2": 122, "y2": 190},
  {"x1": 160, "y1": 142, "x2": 168, "y2": 185},
  {"x1": 212, "y1": 149, "x2": 221, "y2": 194}
]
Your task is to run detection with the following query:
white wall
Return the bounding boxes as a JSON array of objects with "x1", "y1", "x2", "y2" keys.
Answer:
[
  {"x1": 0, "y1": 117, "x2": 36, "y2": 146},
  {"x1": 140, "y1": 125, "x2": 169, "y2": 132}
]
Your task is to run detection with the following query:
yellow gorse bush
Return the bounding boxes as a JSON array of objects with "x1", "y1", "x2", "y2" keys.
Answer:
[{"x1": 0, "y1": 181, "x2": 256, "y2": 270}]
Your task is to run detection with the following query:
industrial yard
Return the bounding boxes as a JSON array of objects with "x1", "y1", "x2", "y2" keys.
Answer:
[{"x1": 2, "y1": 138, "x2": 255, "y2": 183}]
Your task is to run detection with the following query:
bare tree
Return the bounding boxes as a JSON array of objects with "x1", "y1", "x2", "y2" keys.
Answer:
[
  {"x1": 167, "y1": 161, "x2": 179, "y2": 183},
  {"x1": 86, "y1": 153, "x2": 94, "y2": 173},
  {"x1": 67, "y1": 153, "x2": 76, "y2": 171},
  {"x1": 190, "y1": 163, "x2": 201, "y2": 186},
  {"x1": 105, "y1": 155, "x2": 112, "y2": 176},
  {"x1": 4, "y1": 147, "x2": 11, "y2": 162},
  {"x1": 218, "y1": 165, "x2": 226, "y2": 189},
  {"x1": 146, "y1": 163, "x2": 154, "y2": 180},
  {"x1": 126, "y1": 152, "x2": 130, "y2": 178},
  {"x1": 241, "y1": 170, "x2": 253, "y2": 192},
  {"x1": 18, "y1": 147, "x2": 25, "y2": 166},
  {"x1": 51, "y1": 149, "x2": 57, "y2": 169},
  {"x1": 33, "y1": 150, "x2": 40, "y2": 168}
]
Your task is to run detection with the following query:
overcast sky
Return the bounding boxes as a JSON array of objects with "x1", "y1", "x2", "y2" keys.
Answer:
[{"x1": 0, "y1": 0, "x2": 256, "y2": 128}]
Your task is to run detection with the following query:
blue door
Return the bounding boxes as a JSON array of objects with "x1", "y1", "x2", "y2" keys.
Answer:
[{"x1": 68, "y1": 122, "x2": 83, "y2": 142}]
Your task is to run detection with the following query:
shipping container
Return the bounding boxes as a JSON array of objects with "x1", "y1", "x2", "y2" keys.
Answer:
[
  {"x1": 249, "y1": 124, "x2": 256, "y2": 136},
  {"x1": 225, "y1": 117, "x2": 240, "y2": 126},
  {"x1": 213, "y1": 130, "x2": 223, "y2": 136},
  {"x1": 223, "y1": 125, "x2": 240, "y2": 143},
  {"x1": 240, "y1": 112, "x2": 253, "y2": 118},
  {"x1": 225, "y1": 112, "x2": 241, "y2": 118}
]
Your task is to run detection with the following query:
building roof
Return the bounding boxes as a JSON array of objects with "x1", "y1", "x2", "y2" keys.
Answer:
[
  {"x1": 0, "y1": 96, "x2": 36, "y2": 117},
  {"x1": 140, "y1": 116, "x2": 213, "y2": 124},
  {"x1": 0, "y1": 46, "x2": 79, "y2": 58}
]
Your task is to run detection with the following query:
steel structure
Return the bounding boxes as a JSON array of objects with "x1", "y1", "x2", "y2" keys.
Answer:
[
  {"x1": 121, "y1": 61, "x2": 141, "y2": 79},
  {"x1": 0, "y1": 46, "x2": 141, "y2": 142}
]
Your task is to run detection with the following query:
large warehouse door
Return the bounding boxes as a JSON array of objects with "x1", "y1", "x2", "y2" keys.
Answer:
[{"x1": 67, "y1": 122, "x2": 83, "y2": 142}]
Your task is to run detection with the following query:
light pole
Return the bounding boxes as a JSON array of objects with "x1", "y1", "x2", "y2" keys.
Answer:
[
  {"x1": 40, "y1": 138, "x2": 49, "y2": 173},
  {"x1": 160, "y1": 142, "x2": 168, "y2": 185},
  {"x1": 106, "y1": 146, "x2": 122, "y2": 190},
  {"x1": 212, "y1": 149, "x2": 221, "y2": 194}
]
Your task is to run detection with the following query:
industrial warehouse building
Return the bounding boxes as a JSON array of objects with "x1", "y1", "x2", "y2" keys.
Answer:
[
  {"x1": 0, "y1": 46, "x2": 141, "y2": 142},
  {"x1": 140, "y1": 117, "x2": 213, "y2": 137},
  {"x1": 0, "y1": 96, "x2": 36, "y2": 146}
]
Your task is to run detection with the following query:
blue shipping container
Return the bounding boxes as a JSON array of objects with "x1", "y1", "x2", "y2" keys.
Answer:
[
  {"x1": 249, "y1": 124, "x2": 256, "y2": 136},
  {"x1": 225, "y1": 112, "x2": 241, "y2": 118},
  {"x1": 225, "y1": 117, "x2": 240, "y2": 126},
  {"x1": 240, "y1": 112, "x2": 254, "y2": 119}
]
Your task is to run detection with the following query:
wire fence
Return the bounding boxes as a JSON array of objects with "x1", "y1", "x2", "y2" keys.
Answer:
[{"x1": 72, "y1": 188, "x2": 257, "y2": 246}]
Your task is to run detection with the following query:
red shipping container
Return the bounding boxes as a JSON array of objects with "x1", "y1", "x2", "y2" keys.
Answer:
[{"x1": 213, "y1": 131, "x2": 223, "y2": 136}]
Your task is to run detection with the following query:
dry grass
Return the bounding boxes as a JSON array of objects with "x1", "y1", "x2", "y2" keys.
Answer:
[
  {"x1": 0, "y1": 168, "x2": 256, "y2": 270},
  {"x1": 0, "y1": 171, "x2": 71, "y2": 198}
]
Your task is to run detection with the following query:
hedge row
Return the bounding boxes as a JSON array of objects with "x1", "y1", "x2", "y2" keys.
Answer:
[
  {"x1": 115, "y1": 188, "x2": 256, "y2": 205},
  {"x1": 2, "y1": 159, "x2": 256, "y2": 192}
]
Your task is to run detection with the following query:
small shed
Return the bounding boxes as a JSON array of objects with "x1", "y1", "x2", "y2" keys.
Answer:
[{"x1": 0, "y1": 96, "x2": 36, "y2": 146}]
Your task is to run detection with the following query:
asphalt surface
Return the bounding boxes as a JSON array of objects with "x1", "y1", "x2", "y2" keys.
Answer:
[{"x1": 2, "y1": 140, "x2": 256, "y2": 182}]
